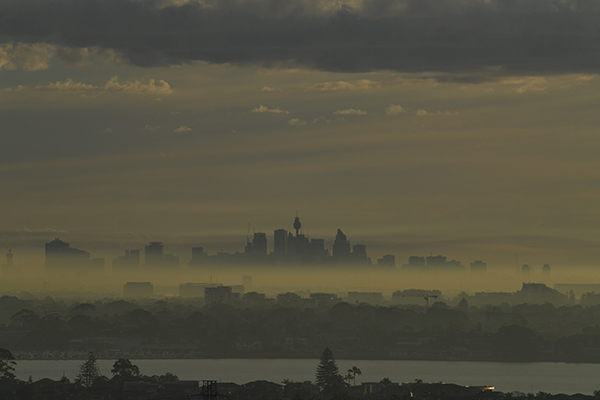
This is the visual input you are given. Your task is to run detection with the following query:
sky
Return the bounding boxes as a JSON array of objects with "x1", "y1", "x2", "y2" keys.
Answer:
[{"x1": 2, "y1": 0, "x2": 600, "y2": 270}]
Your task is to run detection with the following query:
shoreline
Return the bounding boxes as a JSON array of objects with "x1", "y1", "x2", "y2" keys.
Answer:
[{"x1": 12, "y1": 355, "x2": 600, "y2": 364}]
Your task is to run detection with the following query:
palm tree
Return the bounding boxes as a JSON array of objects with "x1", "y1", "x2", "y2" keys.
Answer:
[
  {"x1": 345, "y1": 372, "x2": 353, "y2": 386},
  {"x1": 348, "y1": 366, "x2": 362, "y2": 386}
]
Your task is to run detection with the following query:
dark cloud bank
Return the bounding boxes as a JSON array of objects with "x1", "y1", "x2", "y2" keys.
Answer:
[{"x1": 1, "y1": 0, "x2": 600, "y2": 77}]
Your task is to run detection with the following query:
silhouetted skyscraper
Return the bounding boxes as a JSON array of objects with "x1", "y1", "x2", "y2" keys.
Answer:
[
  {"x1": 253, "y1": 232, "x2": 267, "y2": 255},
  {"x1": 144, "y1": 242, "x2": 179, "y2": 268},
  {"x1": 189, "y1": 246, "x2": 207, "y2": 267},
  {"x1": 332, "y1": 229, "x2": 351, "y2": 260},
  {"x1": 352, "y1": 244, "x2": 368, "y2": 263},
  {"x1": 145, "y1": 242, "x2": 164, "y2": 267},
  {"x1": 274, "y1": 229, "x2": 287, "y2": 255},
  {"x1": 244, "y1": 239, "x2": 254, "y2": 255}
]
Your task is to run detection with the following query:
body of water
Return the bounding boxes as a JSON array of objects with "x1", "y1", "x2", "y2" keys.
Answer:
[{"x1": 14, "y1": 359, "x2": 600, "y2": 395}]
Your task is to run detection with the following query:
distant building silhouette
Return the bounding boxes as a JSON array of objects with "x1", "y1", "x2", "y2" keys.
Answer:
[
  {"x1": 144, "y1": 242, "x2": 179, "y2": 268},
  {"x1": 179, "y1": 282, "x2": 222, "y2": 298},
  {"x1": 377, "y1": 254, "x2": 396, "y2": 268},
  {"x1": 309, "y1": 292, "x2": 339, "y2": 307},
  {"x1": 402, "y1": 256, "x2": 426, "y2": 271},
  {"x1": 554, "y1": 283, "x2": 600, "y2": 297},
  {"x1": 427, "y1": 255, "x2": 446, "y2": 267},
  {"x1": 45, "y1": 238, "x2": 90, "y2": 270},
  {"x1": 288, "y1": 229, "x2": 310, "y2": 259},
  {"x1": 293, "y1": 215, "x2": 301, "y2": 236},
  {"x1": 1, "y1": 247, "x2": 19, "y2": 276},
  {"x1": 332, "y1": 229, "x2": 351, "y2": 261},
  {"x1": 402, "y1": 255, "x2": 465, "y2": 272},
  {"x1": 352, "y1": 244, "x2": 369, "y2": 264},
  {"x1": 113, "y1": 250, "x2": 140, "y2": 271},
  {"x1": 243, "y1": 291, "x2": 273, "y2": 307},
  {"x1": 522, "y1": 264, "x2": 533, "y2": 274},
  {"x1": 107, "y1": 215, "x2": 379, "y2": 269},
  {"x1": 470, "y1": 260, "x2": 487, "y2": 273},
  {"x1": 273, "y1": 229, "x2": 287, "y2": 255},
  {"x1": 270, "y1": 215, "x2": 330, "y2": 264},
  {"x1": 205, "y1": 286, "x2": 240, "y2": 304},
  {"x1": 189, "y1": 247, "x2": 207, "y2": 267},
  {"x1": 145, "y1": 242, "x2": 163, "y2": 267},
  {"x1": 543, "y1": 264, "x2": 551, "y2": 275},
  {"x1": 519, "y1": 283, "x2": 566, "y2": 304},
  {"x1": 252, "y1": 233, "x2": 267, "y2": 256},
  {"x1": 276, "y1": 292, "x2": 314, "y2": 307}
]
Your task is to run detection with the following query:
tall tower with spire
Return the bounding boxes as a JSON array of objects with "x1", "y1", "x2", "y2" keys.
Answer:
[{"x1": 293, "y1": 213, "x2": 301, "y2": 237}]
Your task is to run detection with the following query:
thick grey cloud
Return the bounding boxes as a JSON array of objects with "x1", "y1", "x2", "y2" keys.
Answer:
[{"x1": 1, "y1": 0, "x2": 600, "y2": 77}]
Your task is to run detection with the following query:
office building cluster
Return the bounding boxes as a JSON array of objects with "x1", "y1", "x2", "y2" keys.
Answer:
[
  {"x1": 400, "y1": 255, "x2": 490, "y2": 274},
  {"x1": 41, "y1": 216, "x2": 397, "y2": 272},
  {"x1": 38, "y1": 217, "x2": 525, "y2": 274}
]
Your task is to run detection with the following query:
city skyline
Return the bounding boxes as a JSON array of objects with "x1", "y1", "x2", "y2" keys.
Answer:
[
  {"x1": 2, "y1": 0, "x2": 600, "y2": 270},
  {"x1": 0, "y1": 213, "x2": 579, "y2": 271},
  {"x1": 11, "y1": 213, "x2": 552, "y2": 274}
]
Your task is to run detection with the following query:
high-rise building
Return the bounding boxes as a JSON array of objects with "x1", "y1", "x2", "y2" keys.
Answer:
[
  {"x1": 144, "y1": 242, "x2": 179, "y2": 268},
  {"x1": 332, "y1": 229, "x2": 351, "y2": 260},
  {"x1": 252, "y1": 232, "x2": 267, "y2": 255},
  {"x1": 273, "y1": 229, "x2": 287, "y2": 255},
  {"x1": 189, "y1": 247, "x2": 207, "y2": 267},
  {"x1": 145, "y1": 242, "x2": 164, "y2": 267},
  {"x1": 309, "y1": 239, "x2": 329, "y2": 261},
  {"x1": 352, "y1": 244, "x2": 368, "y2": 263}
]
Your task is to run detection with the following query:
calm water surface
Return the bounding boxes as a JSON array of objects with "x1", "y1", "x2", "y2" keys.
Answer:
[{"x1": 15, "y1": 359, "x2": 600, "y2": 395}]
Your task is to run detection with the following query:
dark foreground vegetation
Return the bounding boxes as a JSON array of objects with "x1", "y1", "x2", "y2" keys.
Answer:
[
  {"x1": 0, "y1": 347, "x2": 598, "y2": 400},
  {"x1": 2, "y1": 294, "x2": 600, "y2": 362}
]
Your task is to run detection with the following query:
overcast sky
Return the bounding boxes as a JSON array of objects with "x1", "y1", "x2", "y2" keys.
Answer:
[{"x1": 2, "y1": 0, "x2": 600, "y2": 268}]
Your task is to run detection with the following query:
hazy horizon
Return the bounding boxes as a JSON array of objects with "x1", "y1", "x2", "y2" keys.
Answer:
[{"x1": 3, "y1": 0, "x2": 600, "y2": 298}]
